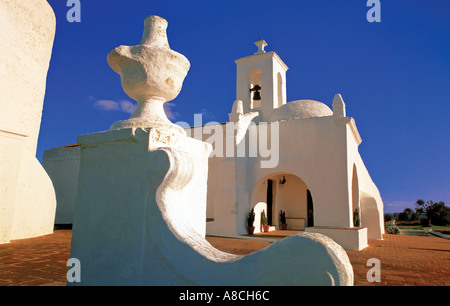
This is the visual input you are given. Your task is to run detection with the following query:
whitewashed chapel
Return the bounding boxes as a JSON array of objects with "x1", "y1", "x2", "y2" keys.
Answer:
[{"x1": 43, "y1": 39, "x2": 384, "y2": 250}]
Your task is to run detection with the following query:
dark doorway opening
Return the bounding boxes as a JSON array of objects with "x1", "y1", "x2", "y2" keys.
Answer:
[
  {"x1": 267, "y1": 180, "x2": 274, "y2": 225},
  {"x1": 307, "y1": 189, "x2": 314, "y2": 227}
]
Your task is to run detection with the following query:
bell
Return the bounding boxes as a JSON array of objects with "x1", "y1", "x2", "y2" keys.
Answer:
[
  {"x1": 250, "y1": 85, "x2": 261, "y2": 101},
  {"x1": 253, "y1": 90, "x2": 261, "y2": 101}
]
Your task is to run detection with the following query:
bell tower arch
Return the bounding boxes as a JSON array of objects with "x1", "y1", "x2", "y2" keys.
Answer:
[{"x1": 235, "y1": 40, "x2": 289, "y2": 122}]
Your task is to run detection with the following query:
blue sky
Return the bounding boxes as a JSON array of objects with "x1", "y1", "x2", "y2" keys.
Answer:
[{"x1": 39, "y1": 0, "x2": 450, "y2": 214}]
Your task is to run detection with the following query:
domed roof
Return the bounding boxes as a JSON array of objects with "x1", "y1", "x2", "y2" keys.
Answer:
[{"x1": 269, "y1": 100, "x2": 333, "y2": 122}]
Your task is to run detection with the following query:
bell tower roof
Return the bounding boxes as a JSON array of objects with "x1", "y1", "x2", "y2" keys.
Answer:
[{"x1": 235, "y1": 40, "x2": 288, "y2": 72}]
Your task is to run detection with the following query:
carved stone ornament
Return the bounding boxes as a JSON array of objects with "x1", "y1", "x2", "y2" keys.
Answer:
[{"x1": 107, "y1": 16, "x2": 190, "y2": 135}]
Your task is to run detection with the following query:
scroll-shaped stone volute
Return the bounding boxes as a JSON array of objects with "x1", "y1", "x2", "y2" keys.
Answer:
[{"x1": 107, "y1": 16, "x2": 190, "y2": 134}]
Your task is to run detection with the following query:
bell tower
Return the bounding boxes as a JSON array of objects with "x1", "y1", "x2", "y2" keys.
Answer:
[{"x1": 235, "y1": 40, "x2": 289, "y2": 122}]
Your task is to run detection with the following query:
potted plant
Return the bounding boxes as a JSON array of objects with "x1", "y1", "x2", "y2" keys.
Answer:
[
  {"x1": 353, "y1": 208, "x2": 361, "y2": 227},
  {"x1": 247, "y1": 208, "x2": 255, "y2": 235},
  {"x1": 261, "y1": 210, "x2": 270, "y2": 232},
  {"x1": 280, "y1": 210, "x2": 287, "y2": 230}
]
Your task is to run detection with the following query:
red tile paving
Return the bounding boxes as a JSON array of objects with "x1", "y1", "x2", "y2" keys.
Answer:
[
  {"x1": 345, "y1": 234, "x2": 450, "y2": 286},
  {"x1": 0, "y1": 230, "x2": 71, "y2": 286},
  {"x1": 0, "y1": 229, "x2": 448, "y2": 286}
]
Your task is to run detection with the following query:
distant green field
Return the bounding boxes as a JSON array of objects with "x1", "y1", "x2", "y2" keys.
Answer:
[{"x1": 387, "y1": 224, "x2": 450, "y2": 234}]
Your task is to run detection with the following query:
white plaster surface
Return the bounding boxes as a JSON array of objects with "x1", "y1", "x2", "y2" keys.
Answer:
[
  {"x1": 69, "y1": 128, "x2": 353, "y2": 286},
  {"x1": 205, "y1": 115, "x2": 383, "y2": 238},
  {"x1": 270, "y1": 99, "x2": 333, "y2": 121},
  {"x1": 305, "y1": 227, "x2": 368, "y2": 251},
  {"x1": 42, "y1": 145, "x2": 80, "y2": 224},
  {"x1": 0, "y1": 0, "x2": 56, "y2": 154},
  {"x1": 0, "y1": 0, "x2": 56, "y2": 244}
]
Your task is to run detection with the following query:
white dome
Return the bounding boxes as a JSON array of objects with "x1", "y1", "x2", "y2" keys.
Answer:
[{"x1": 270, "y1": 100, "x2": 333, "y2": 122}]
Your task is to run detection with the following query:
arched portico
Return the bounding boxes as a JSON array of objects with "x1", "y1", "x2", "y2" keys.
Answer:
[
  {"x1": 250, "y1": 173, "x2": 314, "y2": 232},
  {"x1": 360, "y1": 191, "x2": 383, "y2": 239}
]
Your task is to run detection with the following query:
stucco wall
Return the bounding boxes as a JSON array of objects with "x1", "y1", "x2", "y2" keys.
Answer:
[
  {"x1": 42, "y1": 113, "x2": 385, "y2": 241},
  {"x1": 204, "y1": 115, "x2": 357, "y2": 236},
  {"x1": 0, "y1": 131, "x2": 25, "y2": 243},
  {"x1": 345, "y1": 120, "x2": 385, "y2": 240},
  {"x1": 0, "y1": 0, "x2": 57, "y2": 244},
  {"x1": 43, "y1": 145, "x2": 80, "y2": 224},
  {"x1": 248, "y1": 117, "x2": 352, "y2": 229},
  {"x1": 0, "y1": 0, "x2": 56, "y2": 154}
]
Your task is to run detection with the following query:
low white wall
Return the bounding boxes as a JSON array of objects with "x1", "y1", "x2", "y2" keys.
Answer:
[
  {"x1": 305, "y1": 227, "x2": 368, "y2": 250},
  {"x1": 287, "y1": 218, "x2": 306, "y2": 230},
  {"x1": 43, "y1": 145, "x2": 80, "y2": 224}
]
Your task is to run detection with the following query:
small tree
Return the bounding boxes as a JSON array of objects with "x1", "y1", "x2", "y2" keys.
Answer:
[
  {"x1": 398, "y1": 208, "x2": 417, "y2": 222},
  {"x1": 280, "y1": 210, "x2": 286, "y2": 225},
  {"x1": 415, "y1": 199, "x2": 449, "y2": 226},
  {"x1": 247, "y1": 208, "x2": 255, "y2": 228},
  {"x1": 353, "y1": 208, "x2": 361, "y2": 227},
  {"x1": 261, "y1": 210, "x2": 268, "y2": 226},
  {"x1": 415, "y1": 199, "x2": 431, "y2": 226},
  {"x1": 384, "y1": 213, "x2": 394, "y2": 223},
  {"x1": 430, "y1": 201, "x2": 449, "y2": 226}
]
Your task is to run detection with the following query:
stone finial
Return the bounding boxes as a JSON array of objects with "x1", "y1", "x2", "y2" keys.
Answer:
[
  {"x1": 107, "y1": 16, "x2": 190, "y2": 134},
  {"x1": 229, "y1": 100, "x2": 245, "y2": 123},
  {"x1": 231, "y1": 100, "x2": 244, "y2": 115},
  {"x1": 139, "y1": 16, "x2": 170, "y2": 48},
  {"x1": 254, "y1": 39, "x2": 268, "y2": 55},
  {"x1": 332, "y1": 94, "x2": 346, "y2": 117}
]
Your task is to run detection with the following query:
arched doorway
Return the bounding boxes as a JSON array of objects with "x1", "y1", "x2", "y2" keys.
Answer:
[{"x1": 251, "y1": 173, "x2": 314, "y2": 231}]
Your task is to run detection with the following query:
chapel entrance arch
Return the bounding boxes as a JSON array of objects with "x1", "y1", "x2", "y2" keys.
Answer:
[{"x1": 251, "y1": 173, "x2": 313, "y2": 231}]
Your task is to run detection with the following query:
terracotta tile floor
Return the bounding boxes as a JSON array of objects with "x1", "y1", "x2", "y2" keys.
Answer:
[{"x1": 0, "y1": 229, "x2": 448, "y2": 286}]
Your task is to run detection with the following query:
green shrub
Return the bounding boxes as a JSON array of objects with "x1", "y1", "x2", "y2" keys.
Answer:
[
  {"x1": 261, "y1": 210, "x2": 268, "y2": 226},
  {"x1": 386, "y1": 226, "x2": 400, "y2": 235},
  {"x1": 280, "y1": 210, "x2": 286, "y2": 224},
  {"x1": 247, "y1": 208, "x2": 255, "y2": 227},
  {"x1": 353, "y1": 208, "x2": 360, "y2": 227}
]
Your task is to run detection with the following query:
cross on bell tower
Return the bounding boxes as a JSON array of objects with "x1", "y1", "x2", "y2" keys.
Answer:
[{"x1": 234, "y1": 40, "x2": 289, "y2": 122}]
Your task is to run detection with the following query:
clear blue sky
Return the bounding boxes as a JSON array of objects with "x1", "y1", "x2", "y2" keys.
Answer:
[{"x1": 39, "y1": 0, "x2": 450, "y2": 214}]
